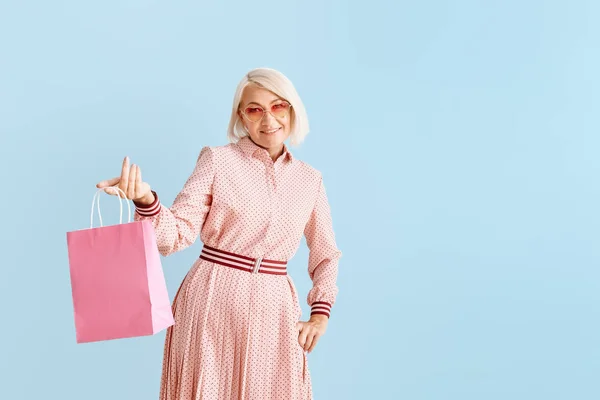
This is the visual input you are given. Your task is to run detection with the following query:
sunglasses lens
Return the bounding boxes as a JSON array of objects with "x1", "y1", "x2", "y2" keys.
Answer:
[
  {"x1": 244, "y1": 107, "x2": 264, "y2": 122},
  {"x1": 271, "y1": 102, "x2": 290, "y2": 118}
]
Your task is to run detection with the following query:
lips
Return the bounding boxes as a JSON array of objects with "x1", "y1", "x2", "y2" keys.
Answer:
[{"x1": 261, "y1": 127, "x2": 281, "y2": 134}]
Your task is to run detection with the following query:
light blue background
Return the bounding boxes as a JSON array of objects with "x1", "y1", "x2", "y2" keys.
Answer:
[{"x1": 1, "y1": 1, "x2": 599, "y2": 399}]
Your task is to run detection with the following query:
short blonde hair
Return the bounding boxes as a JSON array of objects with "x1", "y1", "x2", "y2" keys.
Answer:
[{"x1": 227, "y1": 67, "x2": 309, "y2": 147}]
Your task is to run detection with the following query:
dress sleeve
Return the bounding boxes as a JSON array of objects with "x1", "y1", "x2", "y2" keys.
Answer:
[
  {"x1": 304, "y1": 174, "x2": 342, "y2": 319},
  {"x1": 132, "y1": 146, "x2": 215, "y2": 257}
]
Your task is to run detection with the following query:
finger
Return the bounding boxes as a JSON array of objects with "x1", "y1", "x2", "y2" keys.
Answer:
[
  {"x1": 96, "y1": 177, "x2": 120, "y2": 188},
  {"x1": 135, "y1": 165, "x2": 148, "y2": 200},
  {"x1": 298, "y1": 327, "x2": 309, "y2": 348},
  {"x1": 128, "y1": 164, "x2": 137, "y2": 199},
  {"x1": 119, "y1": 156, "x2": 130, "y2": 198},
  {"x1": 304, "y1": 332, "x2": 315, "y2": 352},
  {"x1": 108, "y1": 186, "x2": 125, "y2": 197},
  {"x1": 307, "y1": 333, "x2": 321, "y2": 353},
  {"x1": 136, "y1": 165, "x2": 143, "y2": 188}
]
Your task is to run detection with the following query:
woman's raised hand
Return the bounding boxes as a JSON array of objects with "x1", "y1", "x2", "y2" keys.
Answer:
[{"x1": 96, "y1": 156, "x2": 153, "y2": 205}]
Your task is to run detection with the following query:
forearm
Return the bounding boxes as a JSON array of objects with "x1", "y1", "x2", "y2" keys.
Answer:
[
  {"x1": 131, "y1": 146, "x2": 215, "y2": 257},
  {"x1": 133, "y1": 190, "x2": 209, "y2": 257},
  {"x1": 304, "y1": 174, "x2": 342, "y2": 319}
]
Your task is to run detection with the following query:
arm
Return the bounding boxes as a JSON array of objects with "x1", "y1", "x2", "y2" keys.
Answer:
[
  {"x1": 132, "y1": 146, "x2": 215, "y2": 257},
  {"x1": 304, "y1": 174, "x2": 342, "y2": 319}
]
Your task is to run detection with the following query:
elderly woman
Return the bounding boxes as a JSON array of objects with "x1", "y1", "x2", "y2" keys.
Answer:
[{"x1": 96, "y1": 67, "x2": 342, "y2": 400}]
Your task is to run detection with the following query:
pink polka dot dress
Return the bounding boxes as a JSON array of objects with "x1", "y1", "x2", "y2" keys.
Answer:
[{"x1": 132, "y1": 136, "x2": 342, "y2": 400}]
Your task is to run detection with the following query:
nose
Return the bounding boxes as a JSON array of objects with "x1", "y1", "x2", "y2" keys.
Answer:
[{"x1": 262, "y1": 110, "x2": 277, "y2": 125}]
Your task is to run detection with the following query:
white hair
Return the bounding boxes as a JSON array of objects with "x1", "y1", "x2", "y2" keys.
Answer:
[{"x1": 227, "y1": 67, "x2": 309, "y2": 147}]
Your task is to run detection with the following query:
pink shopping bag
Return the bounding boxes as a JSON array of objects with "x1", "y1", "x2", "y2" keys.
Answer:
[{"x1": 66, "y1": 187, "x2": 174, "y2": 343}]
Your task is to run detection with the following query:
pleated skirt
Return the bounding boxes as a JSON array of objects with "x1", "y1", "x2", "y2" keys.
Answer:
[{"x1": 159, "y1": 257, "x2": 312, "y2": 400}]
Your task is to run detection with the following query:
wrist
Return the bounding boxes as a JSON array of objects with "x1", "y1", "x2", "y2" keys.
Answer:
[
  {"x1": 133, "y1": 191, "x2": 155, "y2": 206},
  {"x1": 309, "y1": 314, "x2": 329, "y2": 323},
  {"x1": 133, "y1": 190, "x2": 161, "y2": 217}
]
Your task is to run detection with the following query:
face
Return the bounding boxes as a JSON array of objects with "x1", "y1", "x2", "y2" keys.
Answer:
[{"x1": 238, "y1": 85, "x2": 292, "y2": 155}]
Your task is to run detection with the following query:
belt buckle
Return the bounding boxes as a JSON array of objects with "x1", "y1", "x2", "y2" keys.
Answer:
[{"x1": 252, "y1": 257, "x2": 263, "y2": 274}]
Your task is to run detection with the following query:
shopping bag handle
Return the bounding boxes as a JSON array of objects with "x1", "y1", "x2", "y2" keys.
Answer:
[{"x1": 90, "y1": 186, "x2": 132, "y2": 228}]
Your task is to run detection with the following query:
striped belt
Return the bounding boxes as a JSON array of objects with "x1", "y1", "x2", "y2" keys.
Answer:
[{"x1": 199, "y1": 244, "x2": 288, "y2": 276}]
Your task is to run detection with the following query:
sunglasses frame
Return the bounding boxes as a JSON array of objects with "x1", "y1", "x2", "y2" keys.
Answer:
[{"x1": 239, "y1": 100, "x2": 293, "y2": 123}]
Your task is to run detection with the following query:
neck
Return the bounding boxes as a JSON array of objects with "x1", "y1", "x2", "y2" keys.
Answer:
[
  {"x1": 248, "y1": 136, "x2": 285, "y2": 162},
  {"x1": 268, "y1": 146, "x2": 285, "y2": 162}
]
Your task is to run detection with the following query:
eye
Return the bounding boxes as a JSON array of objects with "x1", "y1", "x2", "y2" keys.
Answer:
[
  {"x1": 272, "y1": 103, "x2": 289, "y2": 111},
  {"x1": 245, "y1": 107, "x2": 263, "y2": 114}
]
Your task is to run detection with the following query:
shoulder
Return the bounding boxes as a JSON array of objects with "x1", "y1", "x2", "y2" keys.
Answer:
[
  {"x1": 291, "y1": 159, "x2": 324, "y2": 197},
  {"x1": 293, "y1": 159, "x2": 322, "y2": 180},
  {"x1": 195, "y1": 142, "x2": 238, "y2": 164}
]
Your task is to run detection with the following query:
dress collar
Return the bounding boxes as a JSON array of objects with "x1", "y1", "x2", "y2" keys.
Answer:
[{"x1": 236, "y1": 135, "x2": 294, "y2": 163}]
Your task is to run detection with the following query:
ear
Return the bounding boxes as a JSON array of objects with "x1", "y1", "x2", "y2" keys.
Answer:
[{"x1": 237, "y1": 110, "x2": 246, "y2": 130}]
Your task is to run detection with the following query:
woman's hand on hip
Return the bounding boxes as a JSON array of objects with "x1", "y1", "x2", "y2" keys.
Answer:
[
  {"x1": 96, "y1": 156, "x2": 153, "y2": 204},
  {"x1": 297, "y1": 315, "x2": 329, "y2": 353}
]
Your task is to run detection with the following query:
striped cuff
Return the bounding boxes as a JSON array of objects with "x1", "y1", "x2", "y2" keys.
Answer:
[
  {"x1": 133, "y1": 190, "x2": 161, "y2": 217},
  {"x1": 310, "y1": 301, "x2": 332, "y2": 318}
]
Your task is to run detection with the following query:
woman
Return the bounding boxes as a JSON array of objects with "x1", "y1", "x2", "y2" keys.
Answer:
[{"x1": 96, "y1": 67, "x2": 342, "y2": 400}]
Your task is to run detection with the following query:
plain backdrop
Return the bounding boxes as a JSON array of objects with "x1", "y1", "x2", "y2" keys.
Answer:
[{"x1": 1, "y1": 1, "x2": 599, "y2": 399}]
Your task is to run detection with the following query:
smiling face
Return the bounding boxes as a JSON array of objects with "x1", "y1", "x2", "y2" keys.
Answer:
[{"x1": 238, "y1": 84, "x2": 292, "y2": 158}]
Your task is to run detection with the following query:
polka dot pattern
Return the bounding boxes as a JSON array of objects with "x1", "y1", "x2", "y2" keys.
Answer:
[{"x1": 132, "y1": 136, "x2": 342, "y2": 399}]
